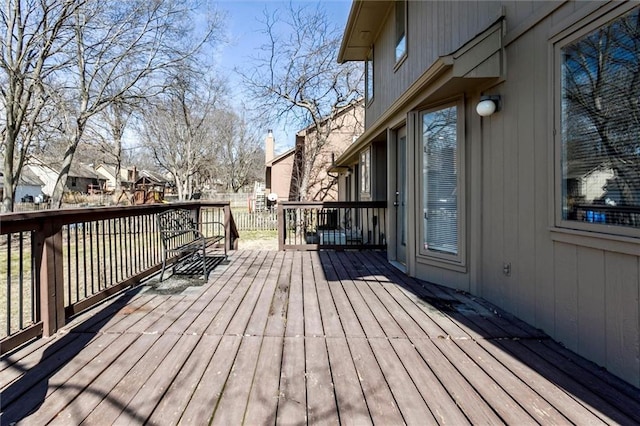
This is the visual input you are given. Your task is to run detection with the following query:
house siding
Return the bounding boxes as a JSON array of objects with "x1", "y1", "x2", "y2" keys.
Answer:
[
  {"x1": 342, "y1": 0, "x2": 640, "y2": 387},
  {"x1": 266, "y1": 154, "x2": 294, "y2": 203},
  {"x1": 478, "y1": 1, "x2": 640, "y2": 386},
  {"x1": 366, "y1": 1, "x2": 510, "y2": 127}
]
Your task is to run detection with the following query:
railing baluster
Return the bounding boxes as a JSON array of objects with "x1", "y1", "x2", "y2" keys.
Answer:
[
  {"x1": 131, "y1": 216, "x2": 137, "y2": 275},
  {"x1": 19, "y1": 232, "x2": 24, "y2": 330},
  {"x1": 119, "y1": 218, "x2": 125, "y2": 280},
  {"x1": 89, "y1": 221, "x2": 95, "y2": 294},
  {"x1": 99, "y1": 220, "x2": 105, "y2": 291},
  {"x1": 144, "y1": 214, "x2": 150, "y2": 270},
  {"x1": 6, "y1": 234, "x2": 12, "y2": 336},
  {"x1": 65, "y1": 225, "x2": 71, "y2": 305},
  {"x1": 31, "y1": 231, "x2": 37, "y2": 325},
  {"x1": 74, "y1": 223, "x2": 80, "y2": 302},
  {"x1": 82, "y1": 222, "x2": 87, "y2": 298},
  {"x1": 107, "y1": 219, "x2": 113, "y2": 287}
]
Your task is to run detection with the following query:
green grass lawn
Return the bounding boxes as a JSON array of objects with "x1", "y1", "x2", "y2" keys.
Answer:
[{"x1": 239, "y1": 229, "x2": 278, "y2": 240}]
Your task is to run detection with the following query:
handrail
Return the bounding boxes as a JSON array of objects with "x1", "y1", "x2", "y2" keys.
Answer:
[{"x1": 0, "y1": 202, "x2": 237, "y2": 354}]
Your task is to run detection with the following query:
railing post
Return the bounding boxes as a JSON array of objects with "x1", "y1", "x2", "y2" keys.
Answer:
[
  {"x1": 224, "y1": 204, "x2": 232, "y2": 253},
  {"x1": 277, "y1": 203, "x2": 285, "y2": 251},
  {"x1": 34, "y1": 220, "x2": 65, "y2": 336}
]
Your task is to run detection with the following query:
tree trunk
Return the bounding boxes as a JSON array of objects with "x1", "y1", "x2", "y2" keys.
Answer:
[
  {"x1": 2, "y1": 129, "x2": 17, "y2": 212},
  {"x1": 51, "y1": 128, "x2": 82, "y2": 208}
]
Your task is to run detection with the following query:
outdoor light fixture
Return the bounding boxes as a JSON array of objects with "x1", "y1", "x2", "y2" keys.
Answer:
[{"x1": 476, "y1": 95, "x2": 501, "y2": 117}]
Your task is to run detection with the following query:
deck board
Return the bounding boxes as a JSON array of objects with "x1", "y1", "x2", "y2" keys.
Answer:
[
  {"x1": 284, "y1": 252, "x2": 305, "y2": 337},
  {"x1": 389, "y1": 338, "x2": 470, "y2": 425},
  {"x1": 211, "y1": 335, "x2": 262, "y2": 425},
  {"x1": 411, "y1": 337, "x2": 505, "y2": 425},
  {"x1": 276, "y1": 337, "x2": 306, "y2": 425},
  {"x1": 263, "y1": 251, "x2": 293, "y2": 337},
  {"x1": 431, "y1": 337, "x2": 537, "y2": 425},
  {"x1": 325, "y1": 337, "x2": 371, "y2": 426},
  {"x1": 2, "y1": 250, "x2": 639, "y2": 425},
  {"x1": 368, "y1": 337, "x2": 436, "y2": 425},
  {"x1": 145, "y1": 334, "x2": 223, "y2": 425},
  {"x1": 346, "y1": 337, "x2": 404, "y2": 425},
  {"x1": 24, "y1": 332, "x2": 144, "y2": 425},
  {"x1": 311, "y1": 253, "x2": 343, "y2": 337},
  {"x1": 454, "y1": 338, "x2": 568, "y2": 424},
  {"x1": 225, "y1": 252, "x2": 275, "y2": 336},
  {"x1": 243, "y1": 335, "x2": 284, "y2": 424},
  {"x1": 244, "y1": 252, "x2": 285, "y2": 336},
  {"x1": 305, "y1": 337, "x2": 339, "y2": 425},
  {"x1": 119, "y1": 333, "x2": 202, "y2": 424},
  {"x1": 301, "y1": 253, "x2": 324, "y2": 338}
]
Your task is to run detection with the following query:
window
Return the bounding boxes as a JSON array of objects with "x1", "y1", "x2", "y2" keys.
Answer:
[
  {"x1": 421, "y1": 104, "x2": 461, "y2": 259},
  {"x1": 559, "y1": 7, "x2": 640, "y2": 232},
  {"x1": 395, "y1": 0, "x2": 407, "y2": 63},
  {"x1": 366, "y1": 47, "x2": 374, "y2": 104},
  {"x1": 360, "y1": 148, "x2": 370, "y2": 196}
]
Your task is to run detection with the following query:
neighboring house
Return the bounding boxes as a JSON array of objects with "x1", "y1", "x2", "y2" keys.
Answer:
[
  {"x1": 26, "y1": 157, "x2": 105, "y2": 196},
  {"x1": 291, "y1": 99, "x2": 364, "y2": 201},
  {"x1": 264, "y1": 100, "x2": 364, "y2": 203},
  {"x1": 336, "y1": 1, "x2": 640, "y2": 387},
  {"x1": 0, "y1": 168, "x2": 44, "y2": 202},
  {"x1": 95, "y1": 164, "x2": 137, "y2": 192},
  {"x1": 264, "y1": 131, "x2": 296, "y2": 204}
]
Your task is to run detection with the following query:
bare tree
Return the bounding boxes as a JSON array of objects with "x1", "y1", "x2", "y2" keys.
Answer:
[
  {"x1": 44, "y1": 0, "x2": 224, "y2": 207},
  {"x1": 141, "y1": 75, "x2": 225, "y2": 200},
  {"x1": 239, "y1": 3, "x2": 363, "y2": 201},
  {"x1": 1, "y1": 0, "x2": 82, "y2": 212},
  {"x1": 210, "y1": 110, "x2": 264, "y2": 193},
  {"x1": 98, "y1": 100, "x2": 133, "y2": 191}
]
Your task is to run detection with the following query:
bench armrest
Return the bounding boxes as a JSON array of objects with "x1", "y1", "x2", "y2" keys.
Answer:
[{"x1": 198, "y1": 221, "x2": 227, "y2": 236}]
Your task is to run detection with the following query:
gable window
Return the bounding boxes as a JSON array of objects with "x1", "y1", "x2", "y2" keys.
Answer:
[
  {"x1": 421, "y1": 102, "x2": 463, "y2": 262},
  {"x1": 558, "y1": 7, "x2": 640, "y2": 234},
  {"x1": 366, "y1": 47, "x2": 374, "y2": 104},
  {"x1": 395, "y1": 0, "x2": 407, "y2": 63}
]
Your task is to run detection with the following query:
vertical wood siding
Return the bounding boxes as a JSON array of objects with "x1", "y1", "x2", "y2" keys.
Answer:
[
  {"x1": 364, "y1": 0, "x2": 639, "y2": 386},
  {"x1": 474, "y1": 1, "x2": 640, "y2": 386},
  {"x1": 367, "y1": 1, "x2": 504, "y2": 127}
]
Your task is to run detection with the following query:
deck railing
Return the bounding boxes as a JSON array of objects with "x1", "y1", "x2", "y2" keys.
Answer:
[
  {"x1": 278, "y1": 201, "x2": 387, "y2": 251},
  {"x1": 0, "y1": 202, "x2": 238, "y2": 354}
]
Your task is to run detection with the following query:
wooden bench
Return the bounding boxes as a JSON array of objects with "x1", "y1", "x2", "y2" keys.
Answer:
[{"x1": 157, "y1": 209, "x2": 227, "y2": 282}]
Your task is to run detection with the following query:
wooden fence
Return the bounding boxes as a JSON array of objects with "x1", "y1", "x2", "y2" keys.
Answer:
[{"x1": 231, "y1": 210, "x2": 278, "y2": 231}]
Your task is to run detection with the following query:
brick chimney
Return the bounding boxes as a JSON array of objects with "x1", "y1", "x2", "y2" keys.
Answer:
[{"x1": 265, "y1": 129, "x2": 275, "y2": 164}]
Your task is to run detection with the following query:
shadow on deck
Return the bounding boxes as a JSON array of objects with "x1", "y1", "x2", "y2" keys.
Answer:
[{"x1": 1, "y1": 250, "x2": 639, "y2": 425}]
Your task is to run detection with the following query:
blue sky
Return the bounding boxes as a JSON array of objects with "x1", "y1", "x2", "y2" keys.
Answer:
[{"x1": 214, "y1": 0, "x2": 354, "y2": 153}]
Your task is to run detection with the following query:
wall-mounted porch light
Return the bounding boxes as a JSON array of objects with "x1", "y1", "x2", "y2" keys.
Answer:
[{"x1": 476, "y1": 95, "x2": 501, "y2": 117}]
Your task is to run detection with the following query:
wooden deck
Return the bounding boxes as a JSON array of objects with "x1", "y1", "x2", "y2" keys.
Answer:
[{"x1": 2, "y1": 250, "x2": 640, "y2": 425}]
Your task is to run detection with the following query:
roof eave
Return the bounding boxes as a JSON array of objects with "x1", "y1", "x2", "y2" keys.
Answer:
[{"x1": 338, "y1": 0, "x2": 392, "y2": 63}]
